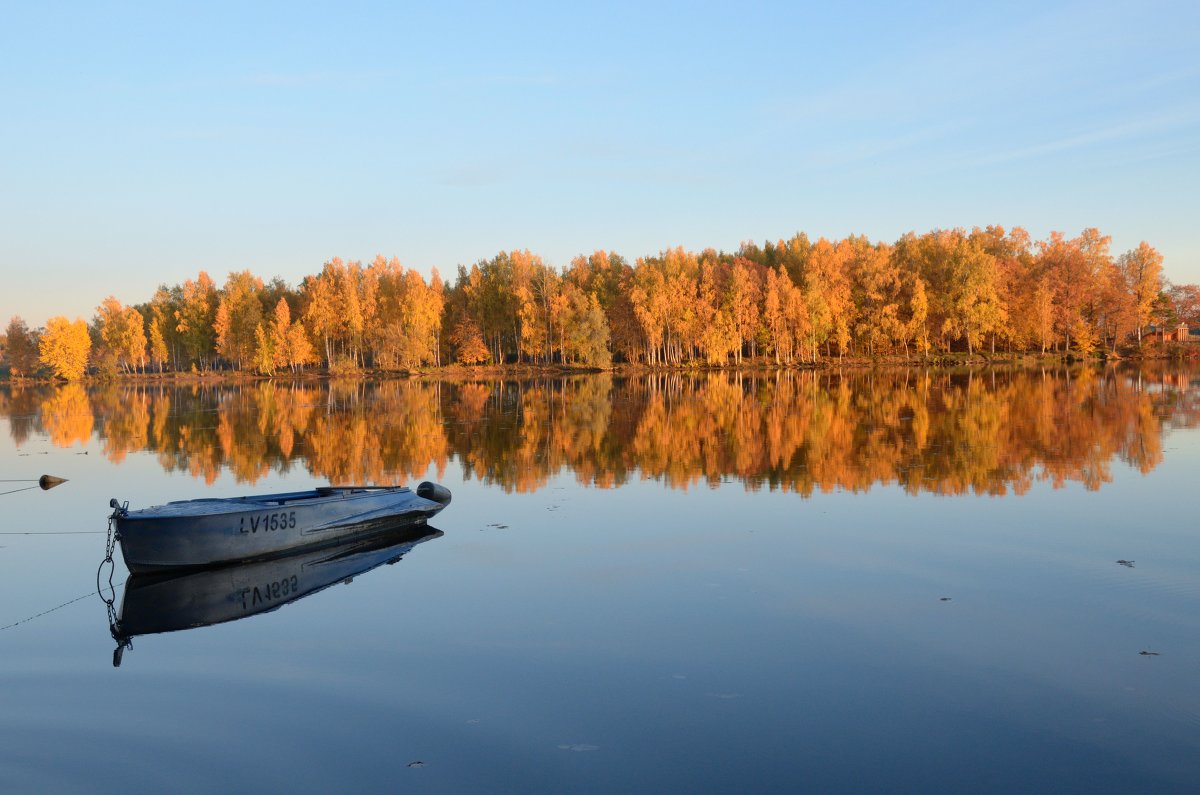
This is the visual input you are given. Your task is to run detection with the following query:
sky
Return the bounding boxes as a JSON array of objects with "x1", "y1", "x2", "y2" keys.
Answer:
[{"x1": 1, "y1": 0, "x2": 1198, "y2": 328}]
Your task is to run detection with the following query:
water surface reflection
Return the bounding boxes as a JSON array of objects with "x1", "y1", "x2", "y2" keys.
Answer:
[
  {"x1": 107, "y1": 525, "x2": 442, "y2": 666},
  {"x1": 3, "y1": 365, "x2": 1198, "y2": 495}
]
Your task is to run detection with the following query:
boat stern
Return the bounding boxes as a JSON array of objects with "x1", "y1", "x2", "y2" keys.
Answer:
[{"x1": 416, "y1": 481, "x2": 452, "y2": 507}]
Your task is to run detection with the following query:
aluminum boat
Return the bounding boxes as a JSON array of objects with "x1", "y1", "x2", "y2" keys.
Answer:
[{"x1": 109, "y1": 482, "x2": 451, "y2": 572}]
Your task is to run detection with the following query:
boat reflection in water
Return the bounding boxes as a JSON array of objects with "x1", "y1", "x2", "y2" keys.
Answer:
[{"x1": 107, "y1": 523, "x2": 442, "y2": 667}]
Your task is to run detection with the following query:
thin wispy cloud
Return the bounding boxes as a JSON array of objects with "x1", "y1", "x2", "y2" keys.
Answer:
[{"x1": 952, "y1": 108, "x2": 1200, "y2": 170}]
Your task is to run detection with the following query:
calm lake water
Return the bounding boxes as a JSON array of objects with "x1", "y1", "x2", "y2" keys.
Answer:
[{"x1": 2, "y1": 366, "x2": 1199, "y2": 793}]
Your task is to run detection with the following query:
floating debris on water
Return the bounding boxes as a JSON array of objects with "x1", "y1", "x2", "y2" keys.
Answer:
[
  {"x1": 466, "y1": 719, "x2": 480, "y2": 725},
  {"x1": 708, "y1": 692, "x2": 742, "y2": 700},
  {"x1": 1139, "y1": 650, "x2": 1160, "y2": 656},
  {"x1": 557, "y1": 744, "x2": 600, "y2": 752},
  {"x1": 407, "y1": 761, "x2": 425, "y2": 768},
  {"x1": 1117, "y1": 560, "x2": 1135, "y2": 568},
  {"x1": 939, "y1": 597, "x2": 952, "y2": 601}
]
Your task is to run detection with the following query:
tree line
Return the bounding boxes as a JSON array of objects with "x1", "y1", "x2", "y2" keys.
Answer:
[{"x1": 4, "y1": 227, "x2": 1199, "y2": 380}]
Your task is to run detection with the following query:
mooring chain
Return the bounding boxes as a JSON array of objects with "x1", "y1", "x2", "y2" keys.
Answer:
[
  {"x1": 97, "y1": 512, "x2": 119, "y2": 599},
  {"x1": 97, "y1": 504, "x2": 133, "y2": 665}
]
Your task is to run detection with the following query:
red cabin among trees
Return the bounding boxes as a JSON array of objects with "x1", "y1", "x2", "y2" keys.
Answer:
[{"x1": 1150, "y1": 323, "x2": 1191, "y2": 343}]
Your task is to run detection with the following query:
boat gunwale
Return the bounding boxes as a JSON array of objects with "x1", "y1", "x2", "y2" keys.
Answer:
[{"x1": 123, "y1": 486, "x2": 416, "y2": 519}]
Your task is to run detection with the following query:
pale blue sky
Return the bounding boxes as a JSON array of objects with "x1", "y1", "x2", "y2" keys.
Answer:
[{"x1": 2, "y1": 1, "x2": 1198, "y2": 327}]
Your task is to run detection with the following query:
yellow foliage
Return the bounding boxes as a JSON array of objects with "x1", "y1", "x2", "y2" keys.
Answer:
[
  {"x1": 40, "y1": 383, "x2": 94, "y2": 447},
  {"x1": 39, "y1": 316, "x2": 91, "y2": 380}
]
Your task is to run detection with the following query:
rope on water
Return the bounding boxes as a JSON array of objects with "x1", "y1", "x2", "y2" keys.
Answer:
[
  {"x1": 0, "y1": 485, "x2": 39, "y2": 497},
  {"x1": 0, "y1": 507, "x2": 124, "y2": 633},
  {"x1": 0, "y1": 530, "x2": 108, "y2": 535},
  {"x1": 0, "y1": 580, "x2": 125, "y2": 632}
]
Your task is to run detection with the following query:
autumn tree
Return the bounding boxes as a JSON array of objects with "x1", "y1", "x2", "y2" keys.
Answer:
[
  {"x1": 972, "y1": 226, "x2": 1033, "y2": 351},
  {"x1": 726, "y1": 257, "x2": 762, "y2": 363},
  {"x1": 262, "y1": 298, "x2": 287, "y2": 371},
  {"x1": 4, "y1": 317, "x2": 40, "y2": 377},
  {"x1": 252, "y1": 324, "x2": 275, "y2": 375},
  {"x1": 850, "y1": 240, "x2": 901, "y2": 356},
  {"x1": 762, "y1": 267, "x2": 788, "y2": 364},
  {"x1": 629, "y1": 258, "x2": 669, "y2": 364},
  {"x1": 899, "y1": 230, "x2": 1005, "y2": 355},
  {"x1": 1037, "y1": 229, "x2": 1112, "y2": 353},
  {"x1": 175, "y1": 271, "x2": 217, "y2": 369},
  {"x1": 450, "y1": 317, "x2": 489, "y2": 365},
  {"x1": 286, "y1": 322, "x2": 318, "y2": 372},
  {"x1": 509, "y1": 250, "x2": 551, "y2": 364},
  {"x1": 899, "y1": 274, "x2": 930, "y2": 358},
  {"x1": 771, "y1": 233, "x2": 812, "y2": 290},
  {"x1": 396, "y1": 267, "x2": 446, "y2": 369},
  {"x1": 96, "y1": 296, "x2": 148, "y2": 373},
  {"x1": 628, "y1": 247, "x2": 702, "y2": 365},
  {"x1": 301, "y1": 261, "x2": 342, "y2": 366},
  {"x1": 148, "y1": 317, "x2": 169, "y2": 373},
  {"x1": 258, "y1": 277, "x2": 300, "y2": 327},
  {"x1": 559, "y1": 287, "x2": 612, "y2": 367},
  {"x1": 39, "y1": 316, "x2": 91, "y2": 380},
  {"x1": 692, "y1": 255, "x2": 726, "y2": 364},
  {"x1": 1031, "y1": 276, "x2": 1054, "y2": 353},
  {"x1": 803, "y1": 238, "x2": 853, "y2": 358},
  {"x1": 1095, "y1": 258, "x2": 1135, "y2": 353},
  {"x1": 368, "y1": 258, "x2": 445, "y2": 370},
  {"x1": 126, "y1": 307, "x2": 149, "y2": 372},
  {"x1": 1167, "y1": 283, "x2": 1200, "y2": 327},
  {"x1": 338, "y1": 259, "x2": 369, "y2": 366},
  {"x1": 566, "y1": 251, "x2": 636, "y2": 364},
  {"x1": 1119, "y1": 242, "x2": 1164, "y2": 345},
  {"x1": 950, "y1": 237, "x2": 1006, "y2": 355},
  {"x1": 214, "y1": 271, "x2": 264, "y2": 369},
  {"x1": 442, "y1": 253, "x2": 526, "y2": 365},
  {"x1": 147, "y1": 285, "x2": 183, "y2": 369}
]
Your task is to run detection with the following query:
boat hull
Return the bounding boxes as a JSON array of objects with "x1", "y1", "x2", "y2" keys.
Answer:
[
  {"x1": 113, "y1": 483, "x2": 450, "y2": 572},
  {"x1": 115, "y1": 525, "x2": 442, "y2": 638}
]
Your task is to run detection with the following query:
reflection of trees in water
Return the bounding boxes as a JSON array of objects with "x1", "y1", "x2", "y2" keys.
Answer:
[
  {"x1": 40, "y1": 384, "x2": 95, "y2": 448},
  {"x1": 0, "y1": 385, "x2": 50, "y2": 446},
  {"x1": 10, "y1": 366, "x2": 1198, "y2": 494}
]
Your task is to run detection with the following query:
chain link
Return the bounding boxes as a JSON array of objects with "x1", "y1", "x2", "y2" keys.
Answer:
[
  {"x1": 98, "y1": 508, "x2": 132, "y2": 666},
  {"x1": 97, "y1": 513, "x2": 118, "y2": 600}
]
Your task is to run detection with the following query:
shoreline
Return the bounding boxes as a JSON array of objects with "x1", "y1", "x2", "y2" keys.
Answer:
[{"x1": 4, "y1": 347, "x2": 1198, "y2": 386}]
